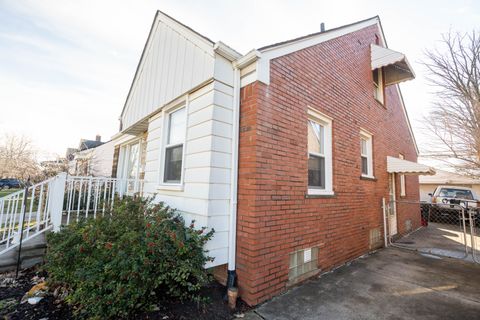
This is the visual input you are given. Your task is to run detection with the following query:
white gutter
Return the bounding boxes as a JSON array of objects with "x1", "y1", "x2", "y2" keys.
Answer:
[{"x1": 228, "y1": 67, "x2": 241, "y2": 274}]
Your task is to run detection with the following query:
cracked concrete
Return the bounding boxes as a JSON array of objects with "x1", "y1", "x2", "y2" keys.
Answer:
[{"x1": 244, "y1": 248, "x2": 480, "y2": 320}]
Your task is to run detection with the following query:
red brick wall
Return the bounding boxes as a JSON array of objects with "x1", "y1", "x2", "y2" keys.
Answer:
[{"x1": 236, "y1": 24, "x2": 419, "y2": 305}]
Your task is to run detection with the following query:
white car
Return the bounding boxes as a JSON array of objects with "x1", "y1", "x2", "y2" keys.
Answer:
[
  {"x1": 429, "y1": 185, "x2": 478, "y2": 209},
  {"x1": 427, "y1": 186, "x2": 478, "y2": 224}
]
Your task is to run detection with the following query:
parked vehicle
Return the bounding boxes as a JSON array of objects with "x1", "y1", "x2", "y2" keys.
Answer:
[
  {"x1": 0, "y1": 178, "x2": 24, "y2": 189},
  {"x1": 427, "y1": 186, "x2": 479, "y2": 223}
]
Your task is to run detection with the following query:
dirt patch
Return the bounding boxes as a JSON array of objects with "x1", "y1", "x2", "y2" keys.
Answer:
[
  {"x1": 0, "y1": 267, "x2": 250, "y2": 319},
  {"x1": 0, "y1": 267, "x2": 73, "y2": 320}
]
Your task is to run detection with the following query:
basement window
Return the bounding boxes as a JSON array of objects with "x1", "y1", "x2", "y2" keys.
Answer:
[{"x1": 288, "y1": 247, "x2": 319, "y2": 284}]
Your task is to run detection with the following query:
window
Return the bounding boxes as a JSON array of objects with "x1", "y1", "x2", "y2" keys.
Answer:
[
  {"x1": 360, "y1": 130, "x2": 373, "y2": 178},
  {"x1": 439, "y1": 188, "x2": 474, "y2": 200},
  {"x1": 118, "y1": 141, "x2": 140, "y2": 180},
  {"x1": 373, "y1": 68, "x2": 384, "y2": 104},
  {"x1": 399, "y1": 154, "x2": 406, "y2": 196},
  {"x1": 289, "y1": 247, "x2": 318, "y2": 282},
  {"x1": 307, "y1": 109, "x2": 333, "y2": 195},
  {"x1": 163, "y1": 107, "x2": 186, "y2": 183},
  {"x1": 117, "y1": 139, "x2": 142, "y2": 195}
]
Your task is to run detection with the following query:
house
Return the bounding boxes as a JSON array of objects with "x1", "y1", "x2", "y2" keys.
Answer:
[
  {"x1": 39, "y1": 158, "x2": 68, "y2": 177},
  {"x1": 111, "y1": 11, "x2": 434, "y2": 305},
  {"x1": 419, "y1": 169, "x2": 480, "y2": 201},
  {"x1": 66, "y1": 135, "x2": 104, "y2": 161},
  {"x1": 67, "y1": 135, "x2": 115, "y2": 177}
]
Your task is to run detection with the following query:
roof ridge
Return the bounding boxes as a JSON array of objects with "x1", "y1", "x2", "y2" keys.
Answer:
[
  {"x1": 258, "y1": 15, "x2": 379, "y2": 52},
  {"x1": 156, "y1": 9, "x2": 215, "y2": 45}
]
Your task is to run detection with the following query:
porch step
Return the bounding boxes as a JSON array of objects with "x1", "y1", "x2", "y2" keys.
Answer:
[{"x1": 0, "y1": 233, "x2": 47, "y2": 272}]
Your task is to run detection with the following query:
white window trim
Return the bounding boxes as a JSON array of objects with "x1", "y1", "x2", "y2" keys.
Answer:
[
  {"x1": 158, "y1": 100, "x2": 188, "y2": 190},
  {"x1": 307, "y1": 108, "x2": 333, "y2": 196},
  {"x1": 399, "y1": 154, "x2": 406, "y2": 196},
  {"x1": 117, "y1": 137, "x2": 142, "y2": 180},
  {"x1": 360, "y1": 129, "x2": 374, "y2": 179},
  {"x1": 373, "y1": 68, "x2": 384, "y2": 104}
]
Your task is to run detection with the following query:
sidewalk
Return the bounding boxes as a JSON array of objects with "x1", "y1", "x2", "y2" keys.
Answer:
[{"x1": 243, "y1": 248, "x2": 480, "y2": 320}]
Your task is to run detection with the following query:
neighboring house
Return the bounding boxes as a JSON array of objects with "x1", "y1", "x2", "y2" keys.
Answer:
[
  {"x1": 111, "y1": 11, "x2": 434, "y2": 305},
  {"x1": 40, "y1": 158, "x2": 67, "y2": 173},
  {"x1": 419, "y1": 169, "x2": 480, "y2": 201},
  {"x1": 67, "y1": 136, "x2": 115, "y2": 177}
]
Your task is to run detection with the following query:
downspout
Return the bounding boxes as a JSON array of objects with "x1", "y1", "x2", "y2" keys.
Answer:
[
  {"x1": 227, "y1": 66, "x2": 241, "y2": 289},
  {"x1": 382, "y1": 197, "x2": 388, "y2": 247}
]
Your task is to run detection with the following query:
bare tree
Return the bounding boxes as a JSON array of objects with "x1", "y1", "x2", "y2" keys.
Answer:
[
  {"x1": 422, "y1": 30, "x2": 480, "y2": 177},
  {"x1": 0, "y1": 134, "x2": 40, "y2": 181}
]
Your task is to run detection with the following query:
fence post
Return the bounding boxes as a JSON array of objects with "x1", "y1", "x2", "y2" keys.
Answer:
[
  {"x1": 382, "y1": 197, "x2": 388, "y2": 248},
  {"x1": 51, "y1": 173, "x2": 67, "y2": 232},
  {"x1": 15, "y1": 184, "x2": 29, "y2": 278}
]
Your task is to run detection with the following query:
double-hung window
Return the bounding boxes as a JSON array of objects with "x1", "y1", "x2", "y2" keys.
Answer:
[
  {"x1": 360, "y1": 130, "x2": 373, "y2": 178},
  {"x1": 163, "y1": 107, "x2": 186, "y2": 184},
  {"x1": 373, "y1": 68, "x2": 384, "y2": 104},
  {"x1": 307, "y1": 109, "x2": 333, "y2": 195},
  {"x1": 399, "y1": 154, "x2": 406, "y2": 196}
]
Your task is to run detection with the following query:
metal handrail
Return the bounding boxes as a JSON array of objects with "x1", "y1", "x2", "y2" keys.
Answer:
[{"x1": 0, "y1": 174, "x2": 145, "y2": 256}]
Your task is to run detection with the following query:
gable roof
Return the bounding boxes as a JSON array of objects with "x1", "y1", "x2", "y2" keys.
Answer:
[
  {"x1": 79, "y1": 139, "x2": 103, "y2": 151},
  {"x1": 117, "y1": 12, "x2": 419, "y2": 155},
  {"x1": 119, "y1": 10, "x2": 215, "y2": 123},
  {"x1": 253, "y1": 16, "x2": 419, "y2": 155},
  {"x1": 259, "y1": 16, "x2": 379, "y2": 52}
]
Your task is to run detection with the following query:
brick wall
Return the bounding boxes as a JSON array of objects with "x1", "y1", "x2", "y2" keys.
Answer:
[{"x1": 236, "y1": 24, "x2": 419, "y2": 305}]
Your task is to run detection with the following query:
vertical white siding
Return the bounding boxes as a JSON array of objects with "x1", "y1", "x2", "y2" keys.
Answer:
[{"x1": 121, "y1": 17, "x2": 215, "y2": 131}]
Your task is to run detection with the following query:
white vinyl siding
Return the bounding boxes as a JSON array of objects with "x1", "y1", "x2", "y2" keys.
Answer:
[
  {"x1": 121, "y1": 15, "x2": 215, "y2": 131},
  {"x1": 141, "y1": 79, "x2": 235, "y2": 268},
  {"x1": 307, "y1": 109, "x2": 333, "y2": 195}
]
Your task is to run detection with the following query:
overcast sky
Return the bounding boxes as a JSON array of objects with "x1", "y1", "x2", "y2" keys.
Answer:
[{"x1": 0, "y1": 0, "x2": 479, "y2": 160}]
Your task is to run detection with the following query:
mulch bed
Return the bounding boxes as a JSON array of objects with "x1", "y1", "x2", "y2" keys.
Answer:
[
  {"x1": 0, "y1": 267, "x2": 73, "y2": 320},
  {"x1": 0, "y1": 266, "x2": 250, "y2": 320}
]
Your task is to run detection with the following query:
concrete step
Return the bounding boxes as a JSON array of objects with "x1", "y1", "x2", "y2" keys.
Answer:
[{"x1": 0, "y1": 233, "x2": 47, "y2": 272}]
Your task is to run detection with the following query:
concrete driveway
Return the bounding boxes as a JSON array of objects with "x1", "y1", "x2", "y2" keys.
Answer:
[
  {"x1": 394, "y1": 222, "x2": 480, "y2": 261},
  {"x1": 245, "y1": 248, "x2": 480, "y2": 320}
]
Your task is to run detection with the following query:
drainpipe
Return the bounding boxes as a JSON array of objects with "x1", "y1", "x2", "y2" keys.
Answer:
[
  {"x1": 227, "y1": 66, "x2": 241, "y2": 289},
  {"x1": 382, "y1": 197, "x2": 388, "y2": 247}
]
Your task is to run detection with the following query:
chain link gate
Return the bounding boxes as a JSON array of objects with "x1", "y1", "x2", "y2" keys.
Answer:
[{"x1": 385, "y1": 199, "x2": 480, "y2": 264}]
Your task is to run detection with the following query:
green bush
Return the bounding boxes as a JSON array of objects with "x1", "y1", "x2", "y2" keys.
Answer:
[{"x1": 45, "y1": 197, "x2": 214, "y2": 319}]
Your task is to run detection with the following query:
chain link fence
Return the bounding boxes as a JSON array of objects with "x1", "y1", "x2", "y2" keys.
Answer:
[{"x1": 386, "y1": 199, "x2": 480, "y2": 264}]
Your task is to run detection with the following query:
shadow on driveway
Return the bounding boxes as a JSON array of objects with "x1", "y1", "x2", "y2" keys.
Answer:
[{"x1": 245, "y1": 248, "x2": 480, "y2": 320}]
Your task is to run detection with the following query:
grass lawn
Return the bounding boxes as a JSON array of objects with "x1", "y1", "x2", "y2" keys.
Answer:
[{"x1": 0, "y1": 188, "x2": 21, "y2": 198}]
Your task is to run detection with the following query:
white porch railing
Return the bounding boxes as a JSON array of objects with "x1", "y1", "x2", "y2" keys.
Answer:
[
  {"x1": 0, "y1": 173, "x2": 144, "y2": 256},
  {"x1": 64, "y1": 175, "x2": 143, "y2": 224}
]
